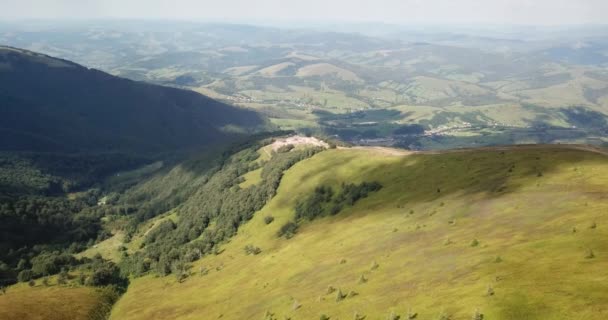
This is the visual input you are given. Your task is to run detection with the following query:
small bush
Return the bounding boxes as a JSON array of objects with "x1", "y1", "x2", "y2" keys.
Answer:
[
  {"x1": 407, "y1": 310, "x2": 418, "y2": 319},
  {"x1": 17, "y1": 270, "x2": 33, "y2": 282},
  {"x1": 277, "y1": 144, "x2": 295, "y2": 153},
  {"x1": 277, "y1": 221, "x2": 298, "y2": 239},
  {"x1": 353, "y1": 311, "x2": 365, "y2": 320},
  {"x1": 244, "y1": 245, "x2": 262, "y2": 255},
  {"x1": 347, "y1": 290, "x2": 358, "y2": 298},
  {"x1": 472, "y1": 309, "x2": 484, "y2": 320},
  {"x1": 470, "y1": 239, "x2": 479, "y2": 247},
  {"x1": 590, "y1": 222, "x2": 597, "y2": 229},
  {"x1": 292, "y1": 300, "x2": 301, "y2": 310},
  {"x1": 263, "y1": 310, "x2": 276, "y2": 320},
  {"x1": 585, "y1": 249, "x2": 595, "y2": 259},
  {"x1": 326, "y1": 285, "x2": 336, "y2": 294},
  {"x1": 264, "y1": 216, "x2": 275, "y2": 225},
  {"x1": 28, "y1": 280, "x2": 35, "y2": 287},
  {"x1": 358, "y1": 274, "x2": 368, "y2": 284},
  {"x1": 371, "y1": 261, "x2": 379, "y2": 270},
  {"x1": 336, "y1": 289, "x2": 346, "y2": 302},
  {"x1": 388, "y1": 311, "x2": 401, "y2": 320},
  {"x1": 320, "y1": 315, "x2": 330, "y2": 320},
  {"x1": 494, "y1": 256, "x2": 503, "y2": 263},
  {"x1": 486, "y1": 285, "x2": 495, "y2": 296}
]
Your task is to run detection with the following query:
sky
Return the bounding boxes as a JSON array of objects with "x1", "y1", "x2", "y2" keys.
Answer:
[{"x1": 0, "y1": 0, "x2": 607, "y2": 25}]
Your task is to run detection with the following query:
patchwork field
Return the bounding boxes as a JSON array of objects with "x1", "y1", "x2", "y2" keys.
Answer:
[{"x1": 110, "y1": 145, "x2": 608, "y2": 320}]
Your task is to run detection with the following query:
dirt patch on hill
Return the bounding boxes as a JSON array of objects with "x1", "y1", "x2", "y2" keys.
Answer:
[{"x1": 270, "y1": 135, "x2": 329, "y2": 151}]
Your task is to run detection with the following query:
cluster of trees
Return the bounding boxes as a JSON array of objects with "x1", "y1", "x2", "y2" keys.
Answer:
[
  {"x1": 0, "y1": 152, "x2": 151, "y2": 197},
  {"x1": 0, "y1": 152, "x2": 143, "y2": 286},
  {"x1": 6, "y1": 250, "x2": 127, "y2": 293},
  {"x1": 0, "y1": 154, "x2": 58, "y2": 195},
  {"x1": 120, "y1": 143, "x2": 323, "y2": 277},
  {"x1": 294, "y1": 182, "x2": 382, "y2": 221},
  {"x1": 1, "y1": 132, "x2": 312, "y2": 286},
  {"x1": 277, "y1": 181, "x2": 382, "y2": 239},
  {"x1": 0, "y1": 194, "x2": 106, "y2": 285}
]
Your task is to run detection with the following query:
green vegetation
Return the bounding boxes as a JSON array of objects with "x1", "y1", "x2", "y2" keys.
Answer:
[
  {"x1": 119, "y1": 143, "x2": 322, "y2": 278},
  {"x1": 286, "y1": 181, "x2": 382, "y2": 234},
  {"x1": 109, "y1": 146, "x2": 608, "y2": 320}
]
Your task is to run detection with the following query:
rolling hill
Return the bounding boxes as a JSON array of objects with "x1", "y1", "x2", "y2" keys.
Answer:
[
  {"x1": 95, "y1": 143, "x2": 608, "y2": 320},
  {"x1": 5, "y1": 23, "x2": 608, "y2": 148},
  {"x1": 0, "y1": 46, "x2": 266, "y2": 153}
]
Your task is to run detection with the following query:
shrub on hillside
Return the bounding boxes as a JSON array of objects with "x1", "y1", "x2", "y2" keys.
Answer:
[
  {"x1": 335, "y1": 289, "x2": 346, "y2": 302},
  {"x1": 86, "y1": 262, "x2": 127, "y2": 289},
  {"x1": 292, "y1": 299, "x2": 301, "y2": 310},
  {"x1": 30, "y1": 252, "x2": 77, "y2": 277},
  {"x1": 277, "y1": 221, "x2": 299, "y2": 239},
  {"x1": 486, "y1": 285, "x2": 495, "y2": 296},
  {"x1": 371, "y1": 261, "x2": 379, "y2": 270},
  {"x1": 264, "y1": 216, "x2": 275, "y2": 225},
  {"x1": 294, "y1": 182, "x2": 382, "y2": 222},
  {"x1": 407, "y1": 310, "x2": 418, "y2": 319},
  {"x1": 354, "y1": 312, "x2": 365, "y2": 320},
  {"x1": 17, "y1": 270, "x2": 34, "y2": 282},
  {"x1": 358, "y1": 274, "x2": 368, "y2": 284},
  {"x1": 472, "y1": 309, "x2": 484, "y2": 320},
  {"x1": 277, "y1": 144, "x2": 295, "y2": 153},
  {"x1": 244, "y1": 245, "x2": 262, "y2": 255}
]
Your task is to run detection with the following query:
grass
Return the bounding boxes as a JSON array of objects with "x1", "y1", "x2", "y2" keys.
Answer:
[
  {"x1": 0, "y1": 283, "x2": 102, "y2": 320},
  {"x1": 110, "y1": 145, "x2": 608, "y2": 320},
  {"x1": 77, "y1": 232, "x2": 126, "y2": 262},
  {"x1": 239, "y1": 167, "x2": 263, "y2": 188},
  {"x1": 127, "y1": 211, "x2": 179, "y2": 253}
]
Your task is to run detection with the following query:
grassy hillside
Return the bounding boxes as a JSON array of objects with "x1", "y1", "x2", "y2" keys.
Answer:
[
  {"x1": 0, "y1": 283, "x2": 107, "y2": 320},
  {"x1": 111, "y1": 145, "x2": 608, "y2": 320}
]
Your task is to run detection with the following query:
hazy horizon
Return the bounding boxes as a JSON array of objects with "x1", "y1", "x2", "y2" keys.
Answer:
[{"x1": 1, "y1": 0, "x2": 607, "y2": 26}]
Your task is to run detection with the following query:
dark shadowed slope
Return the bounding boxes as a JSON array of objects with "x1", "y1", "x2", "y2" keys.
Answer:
[{"x1": 0, "y1": 46, "x2": 266, "y2": 153}]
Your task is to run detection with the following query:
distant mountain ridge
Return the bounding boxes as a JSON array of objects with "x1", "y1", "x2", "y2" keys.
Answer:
[{"x1": 0, "y1": 45, "x2": 266, "y2": 153}]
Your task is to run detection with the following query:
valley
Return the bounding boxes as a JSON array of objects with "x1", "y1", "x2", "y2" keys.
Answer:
[{"x1": 3, "y1": 22, "x2": 608, "y2": 149}]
